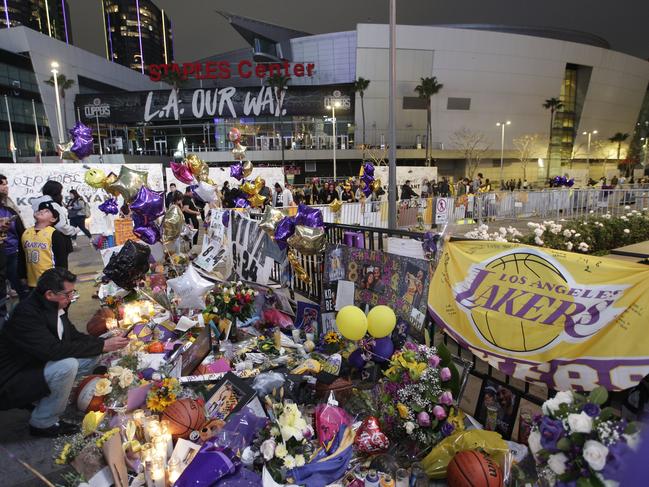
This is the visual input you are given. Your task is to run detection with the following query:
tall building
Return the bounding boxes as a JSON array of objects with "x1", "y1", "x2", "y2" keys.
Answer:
[
  {"x1": 101, "y1": 0, "x2": 173, "y2": 74},
  {"x1": 0, "y1": 0, "x2": 72, "y2": 44}
]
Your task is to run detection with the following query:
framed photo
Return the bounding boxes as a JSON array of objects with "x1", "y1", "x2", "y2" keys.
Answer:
[
  {"x1": 169, "y1": 326, "x2": 212, "y2": 377},
  {"x1": 204, "y1": 372, "x2": 256, "y2": 421},
  {"x1": 475, "y1": 379, "x2": 521, "y2": 440}
]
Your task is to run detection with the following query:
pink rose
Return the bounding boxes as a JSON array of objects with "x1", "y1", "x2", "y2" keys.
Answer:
[
  {"x1": 432, "y1": 405, "x2": 447, "y2": 420},
  {"x1": 440, "y1": 367, "x2": 452, "y2": 381},
  {"x1": 428, "y1": 355, "x2": 441, "y2": 368},
  {"x1": 440, "y1": 391, "x2": 454, "y2": 405},
  {"x1": 417, "y1": 411, "x2": 431, "y2": 427}
]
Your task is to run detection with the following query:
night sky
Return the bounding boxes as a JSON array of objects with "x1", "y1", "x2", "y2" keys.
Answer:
[{"x1": 68, "y1": 0, "x2": 648, "y2": 61}]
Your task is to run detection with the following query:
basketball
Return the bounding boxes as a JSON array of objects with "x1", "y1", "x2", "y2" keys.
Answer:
[
  {"x1": 447, "y1": 450, "x2": 503, "y2": 487},
  {"x1": 469, "y1": 251, "x2": 567, "y2": 352},
  {"x1": 75, "y1": 375, "x2": 106, "y2": 413},
  {"x1": 161, "y1": 398, "x2": 206, "y2": 439}
]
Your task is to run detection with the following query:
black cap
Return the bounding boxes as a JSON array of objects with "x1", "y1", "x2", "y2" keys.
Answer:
[{"x1": 38, "y1": 202, "x2": 60, "y2": 224}]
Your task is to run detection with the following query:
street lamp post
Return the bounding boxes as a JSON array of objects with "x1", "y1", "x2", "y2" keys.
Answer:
[
  {"x1": 641, "y1": 137, "x2": 648, "y2": 167},
  {"x1": 50, "y1": 61, "x2": 65, "y2": 144},
  {"x1": 326, "y1": 101, "x2": 341, "y2": 184},
  {"x1": 496, "y1": 120, "x2": 511, "y2": 188},
  {"x1": 583, "y1": 130, "x2": 598, "y2": 168}
]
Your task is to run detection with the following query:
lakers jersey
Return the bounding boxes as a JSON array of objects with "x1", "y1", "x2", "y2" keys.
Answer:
[{"x1": 22, "y1": 226, "x2": 56, "y2": 287}]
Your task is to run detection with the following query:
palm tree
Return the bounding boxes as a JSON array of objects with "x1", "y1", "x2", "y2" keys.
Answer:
[
  {"x1": 266, "y1": 74, "x2": 291, "y2": 166},
  {"x1": 45, "y1": 74, "x2": 75, "y2": 135},
  {"x1": 414, "y1": 77, "x2": 443, "y2": 166},
  {"x1": 353, "y1": 77, "x2": 370, "y2": 156},
  {"x1": 609, "y1": 132, "x2": 631, "y2": 177},
  {"x1": 542, "y1": 97, "x2": 564, "y2": 180}
]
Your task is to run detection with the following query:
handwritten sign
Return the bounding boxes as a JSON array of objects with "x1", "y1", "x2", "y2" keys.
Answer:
[
  {"x1": 228, "y1": 212, "x2": 273, "y2": 285},
  {"x1": 165, "y1": 166, "x2": 285, "y2": 194}
]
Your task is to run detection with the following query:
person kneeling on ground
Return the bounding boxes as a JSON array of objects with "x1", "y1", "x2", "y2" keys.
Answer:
[{"x1": 0, "y1": 268, "x2": 129, "y2": 437}]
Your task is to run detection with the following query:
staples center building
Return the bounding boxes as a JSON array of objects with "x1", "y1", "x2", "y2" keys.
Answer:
[{"x1": 6, "y1": 12, "x2": 649, "y2": 182}]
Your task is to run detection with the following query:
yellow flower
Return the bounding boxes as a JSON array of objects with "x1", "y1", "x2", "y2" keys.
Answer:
[
  {"x1": 274, "y1": 443, "x2": 288, "y2": 459},
  {"x1": 55, "y1": 444, "x2": 72, "y2": 464},
  {"x1": 447, "y1": 408, "x2": 466, "y2": 433},
  {"x1": 397, "y1": 402, "x2": 410, "y2": 419},
  {"x1": 82, "y1": 411, "x2": 105, "y2": 436},
  {"x1": 223, "y1": 295, "x2": 231, "y2": 304},
  {"x1": 94, "y1": 378, "x2": 113, "y2": 396},
  {"x1": 118, "y1": 369, "x2": 134, "y2": 389}
]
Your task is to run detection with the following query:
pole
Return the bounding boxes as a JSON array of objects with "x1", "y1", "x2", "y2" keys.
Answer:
[
  {"x1": 387, "y1": 0, "x2": 397, "y2": 229},
  {"x1": 586, "y1": 132, "x2": 591, "y2": 168},
  {"x1": 32, "y1": 99, "x2": 42, "y2": 162},
  {"x1": 332, "y1": 104, "x2": 337, "y2": 184},
  {"x1": 499, "y1": 123, "x2": 505, "y2": 187},
  {"x1": 4, "y1": 95, "x2": 16, "y2": 162},
  {"x1": 96, "y1": 114, "x2": 103, "y2": 156},
  {"x1": 76, "y1": 107, "x2": 81, "y2": 123},
  {"x1": 51, "y1": 69, "x2": 64, "y2": 143}
]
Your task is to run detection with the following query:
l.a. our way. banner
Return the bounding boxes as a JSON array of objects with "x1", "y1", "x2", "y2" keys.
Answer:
[{"x1": 428, "y1": 240, "x2": 649, "y2": 391}]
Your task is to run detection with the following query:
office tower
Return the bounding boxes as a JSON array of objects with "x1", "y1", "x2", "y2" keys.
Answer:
[{"x1": 0, "y1": 0, "x2": 72, "y2": 44}]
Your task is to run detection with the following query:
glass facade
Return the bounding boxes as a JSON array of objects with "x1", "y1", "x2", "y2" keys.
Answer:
[
  {"x1": 102, "y1": 0, "x2": 173, "y2": 74},
  {"x1": 0, "y1": 49, "x2": 53, "y2": 160},
  {"x1": 0, "y1": 0, "x2": 72, "y2": 44}
]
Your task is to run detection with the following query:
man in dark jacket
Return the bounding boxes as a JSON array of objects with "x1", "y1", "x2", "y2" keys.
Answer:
[
  {"x1": 165, "y1": 183, "x2": 183, "y2": 208},
  {"x1": 400, "y1": 180, "x2": 419, "y2": 200},
  {"x1": 0, "y1": 268, "x2": 128, "y2": 437}
]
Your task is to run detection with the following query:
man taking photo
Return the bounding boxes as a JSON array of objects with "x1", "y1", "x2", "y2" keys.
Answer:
[{"x1": 0, "y1": 268, "x2": 129, "y2": 437}]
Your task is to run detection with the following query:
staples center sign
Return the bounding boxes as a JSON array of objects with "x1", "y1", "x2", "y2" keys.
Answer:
[{"x1": 148, "y1": 61, "x2": 316, "y2": 82}]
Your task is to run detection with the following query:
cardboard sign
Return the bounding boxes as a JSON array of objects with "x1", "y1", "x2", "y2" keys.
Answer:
[{"x1": 228, "y1": 212, "x2": 273, "y2": 285}]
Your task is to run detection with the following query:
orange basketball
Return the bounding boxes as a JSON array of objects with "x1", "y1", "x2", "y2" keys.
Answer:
[
  {"x1": 75, "y1": 375, "x2": 106, "y2": 413},
  {"x1": 161, "y1": 398, "x2": 206, "y2": 439},
  {"x1": 447, "y1": 450, "x2": 503, "y2": 487},
  {"x1": 147, "y1": 341, "x2": 165, "y2": 353}
]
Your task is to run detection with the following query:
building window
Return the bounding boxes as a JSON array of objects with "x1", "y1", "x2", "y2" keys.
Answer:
[
  {"x1": 447, "y1": 97, "x2": 471, "y2": 110},
  {"x1": 402, "y1": 97, "x2": 428, "y2": 110}
]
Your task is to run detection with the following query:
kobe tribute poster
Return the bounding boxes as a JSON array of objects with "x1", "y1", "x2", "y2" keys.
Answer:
[{"x1": 428, "y1": 240, "x2": 649, "y2": 391}]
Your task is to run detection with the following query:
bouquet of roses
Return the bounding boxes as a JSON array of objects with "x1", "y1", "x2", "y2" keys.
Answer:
[
  {"x1": 251, "y1": 394, "x2": 315, "y2": 483},
  {"x1": 528, "y1": 387, "x2": 641, "y2": 487},
  {"x1": 378, "y1": 342, "x2": 458, "y2": 452},
  {"x1": 93, "y1": 360, "x2": 143, "y2": 409},
  {"x1": 205, "y1": 281, "x2": 257, "y2": 323}
]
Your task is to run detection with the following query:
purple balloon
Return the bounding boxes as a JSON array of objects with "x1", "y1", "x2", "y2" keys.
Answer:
[
  {"x1": 98, "y1": 197, "x2": 119, "y2": 215},
  {"x1": 132, "y1": 212, "x2": 148, "y2": 228},
  {"x1": 274, "y1": 216, "x2": 296, "y2": 250},
  {"x1": 362, "y1": 162, "x2": 375, "y2": 178},
  {"x1": 234, "y1": 197, "x2": 250, "y2": 209},
  {"x1": 133, "y1": 222, "x2": 161, "y2": 245},
  {"x1": 294, "y1": 203, "x2": 323, "y2": 228},
  {"x1": 230, "y1": 162, "x2": 244, "y2": 181},
  {"x1": 187, "y1": 184, "x2": 202, "y2": 202},
  {"x1": 130, "y1": 185, "x2": 165, "y2": 220},
  {"x1": 222, "y1": 211, "x2": 230, "y2": 227},
  {"x1": 361, "y1": 173, "x2": 374, "y2": 187},
  {"x1": 69, "y1": 122, "x2": 93, "y2": 159},
  {"x1": 422, "y1": 231, "x2": 439, "y2": 255},
  {"x1": 567, "y1": 178, "x2": 575, "y2": 187},
  {"x1": 349, "y1": 348, "x2": 368, "y2": 369},
  {"x1": 371, "y1": 337, "x2": 394, "y2": 363},
  {"x1": 362, "y1": 184, "x2": 373, "y2": 197}
]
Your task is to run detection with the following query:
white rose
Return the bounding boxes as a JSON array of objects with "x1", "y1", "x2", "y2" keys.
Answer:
[
  {"x1": 534, "y1": 228, "x2": 544, "y2": 237},
  {"x1": 118, "y1": 369, "x2": 134, "y2": 389},
  {"x1": 94, "y1": 378, "x2": 113, "y2": 396},
  {"x1": 283, "y1": 454, "x2": 296, "y2": 469},
  {"x1": 274, "y1": 443, "x2": 288, "y2": 459},
  {"x1": 260, "y1": 439, "x2": 276, "y2": 461},
  {"x1": 542, "y1": 391, "x2": 573, "y2": 415},
  {"x1": 563, "y1": 230, "x2": 572, "y2": 238},
  {"x1": 568, "y1": 412, "x2": 593, "y2": 434},
  {"x1": 548, "y1": 453, "x2": 568, "y2": 475},
  {"x1": 528, "y1": 430, "x2": 542, "y2": 458},
  {"x1": 405, "y1": 421, "x2": 416, "y2": 435},
  {"x1": 566, "y1": 242, "x2": 574, "y2": 251},
  {"x1": 623, "y1": 433, "x2": 641, "y2": 451},
  {"x1": 583, "y1": 440, "x2": 609, "y2": 471},
  {"x1": 624, "y1": 229, "x2": 630, "y2": 234},
  {"x1": 108, "y1": 366, "x2": 124, "y2": 379}
]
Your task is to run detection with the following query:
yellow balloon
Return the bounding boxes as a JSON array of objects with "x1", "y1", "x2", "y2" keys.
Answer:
[
  {"x1": 84, "y1": 168, "x2": 107, "y2": 188},
  {"x1": 367, "y1": 305, "x2": 397, "y2": 338},
  {"x1": 335, "y1": 305, "x2": 367, "y2": 341}
]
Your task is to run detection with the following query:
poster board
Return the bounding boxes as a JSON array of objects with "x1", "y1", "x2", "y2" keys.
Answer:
[
  {"x1": 374, "y1": 166, "x2": 438, "y2": 194},
  {"x1": 0, "y1": 163, "x2": 164, "y2": 235},
  {"x1": 165, "y1": 166, "x2": 285, "y2": 192}
]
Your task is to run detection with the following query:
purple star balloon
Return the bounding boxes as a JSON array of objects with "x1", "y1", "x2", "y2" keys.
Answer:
[
  {"x1": 234, "y1": 197, "x2": 250, "y2": 208},
  {"x1": 69, "y1": 122, "x2": 94, "y2": 160},
  {"x1": 274, "y1": 216, "x2": 296, "y2": 250},
  {"x1": 130, "y1": 185, "x2": 165, "y2": 220},
  {"x1": 133, "y1": 222, "x2": 161, "y2": 245},
  {"x1": 98, "y1": 198, "x2": 119, "y2": 215},
  {"x1": 363, "y1": 162, "x2": 375, "y2": 177},
  {"x1": 295, "y1": 203, "x2": 323, "y2": 228},
  {"x1": 230, "y1": 162, "x2": 244, "y2": 181}
]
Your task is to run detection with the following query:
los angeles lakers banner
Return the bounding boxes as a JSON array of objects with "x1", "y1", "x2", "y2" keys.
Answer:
[{"x1": 428, "y1": 240, "x2": 649, "y2": 391}]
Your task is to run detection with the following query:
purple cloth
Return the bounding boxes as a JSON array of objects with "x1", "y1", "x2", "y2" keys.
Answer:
[
  {"x1": 0, "y1": 207, "x2": 18, "y2": 255},
  {"x1": 174, "y1": 444, "x2": 240, "y2": 487},
  {"x1": 214, "y1": 467, "x2": 261, "y2": 487},
  {"x1": 212, "y1": 406, "x2": 268, "y2": 452}
]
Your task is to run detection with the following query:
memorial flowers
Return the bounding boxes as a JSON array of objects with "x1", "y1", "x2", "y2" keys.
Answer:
[
  {"x1": 529, "y1": 387, "x2": 641, "y2": 486},
  {"x1": 146, "y1": 377, "x2": 182, "y2": 412},
  {"x1": 205, "y1": 281, "x2": 258, "y2": 323},
  {"x1": 378, "y1": 342, "x2": 458, "y2": 451},
  {"x1": 93, "y1": 362, "x2": 143, "y2": 407}
]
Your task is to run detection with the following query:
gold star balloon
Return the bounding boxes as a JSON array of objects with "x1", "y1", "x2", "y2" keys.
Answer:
[
  {"x1": 57, "y1": 141, "x2": 79, "y2": 161},
  {"x1": 103, "y1": 172, "x2": 119, "y2": 196},
  {"x1": 253, "y1": 176, "x2": 264, "y2": 193},
  {"x1": 186, "y1": 154, "x2": 207, "y2": 176},
  {"x1": 329, "y1": 199, "x2": 343, "y2": 213},
  {"x1": 241, "y1": 181, "x2": 257, "y2": 195},
  {"x1": 287, "y1": 225, "x2": 326, "y2": 255},
  {"x1": 259, "y1": 206, "x2": 285, "y2": 236},
  {"x1": 84, "y1": 168, "x2": 107, "y2": 189},
  {"x1": 107, "y1": 166, "x2": 148, "y2": 202},
  {"x1": 371, "y1": 178, "x2": 382, "y2": 192},
  {"x1": 162, "y1": 205, "x2": 184, "y2": 244},
  {"x1": 288, "y1": 249, "x2": 310, "y2": 283},
  {"x1": 242, "y1": 160, "x2": 253, "y2": 177},
  {"x1": 232, "y1": 143, "x2": 247, "y2": 161},
  {"x1": 248, "y1": 193, "x2": 266, "y2": 208}
]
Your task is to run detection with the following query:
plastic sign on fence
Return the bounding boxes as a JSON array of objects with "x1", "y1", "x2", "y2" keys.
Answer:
[
  {"x1": 428, "y1": 241, "x2": 649, "y2": 391},
  {"x1": 435, "y1": 198, "x2": 450, "y2": 224},
  {"x1": 228, "y1": 212, "x2": 273, "y2": 285}
]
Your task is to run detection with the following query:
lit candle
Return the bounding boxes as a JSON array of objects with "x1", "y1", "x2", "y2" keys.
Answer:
[
  {"x1": 153, "y1": 435, "x2": 168, "y2": 463},
  {"x1": 145, "y1": 420, "x2": 161, "y2": 442},
  {"x1": 160, "y1": 420, "x2": 174, "y2": 459},
  {"x1": 150, "y1": 456, "x2": 166, "y2": 487},
  {"x1": 167, "y1": 457, "x2": 181, "y2": 485},
  {"x1": 106, "y1": 317, "x2": 118, "y2": 330},
  {"x1": 132, "y1": 410, "x2": 146, "y2": 427}
]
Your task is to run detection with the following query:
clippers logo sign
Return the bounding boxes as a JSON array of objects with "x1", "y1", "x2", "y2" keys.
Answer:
[
  {"x1": 84, "y1": 98, "x2": 110, "y2": 118},
  {"x1": 323, "y1": 90, "x2": 351, "y2": 109},
  {"x1": 428, "y1": 241, "x2": 649, "y2": 391}
]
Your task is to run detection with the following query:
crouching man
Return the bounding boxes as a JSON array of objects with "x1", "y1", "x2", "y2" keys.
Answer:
[{"x1": 0, "y1": 268, "x2": 129, "y2": 437}]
